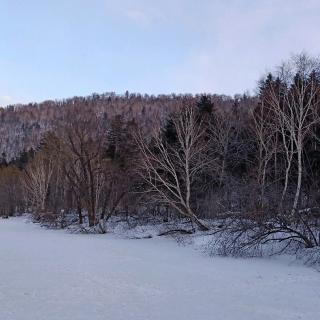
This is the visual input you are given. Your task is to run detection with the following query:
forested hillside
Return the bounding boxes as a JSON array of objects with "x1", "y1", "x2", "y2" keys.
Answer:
[
  {"x1": 1, "y1": 54, "x2": 320, "y2": 259},
  {"x1": 0, "y1": 92, "x2": 238, "y2": 161}
]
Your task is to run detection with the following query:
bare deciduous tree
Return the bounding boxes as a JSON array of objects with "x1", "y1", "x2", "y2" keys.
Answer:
[
  {"x1": 263, "y1": 54, "x2": 320, "y2": 214},
  {"x1": 22, "y1": 151, "x2": 54, "y2": 213},
  {"x1": 136, "y1": 105, "x2": 210, "y2": 230},
  {"x1": 57, "y1": 108, "x2": 107, "y2": 228},
  {"x1": 208, "y1": 110, "x2": 233, "y2": 187},
  {"x1": 251, "y1": 101, "x2": 278, "y2": 207}
]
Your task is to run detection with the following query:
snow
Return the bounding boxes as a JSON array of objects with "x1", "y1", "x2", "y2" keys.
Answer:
[{"x1": 0, "y1": 218, "x2": 319, "y2": 320}]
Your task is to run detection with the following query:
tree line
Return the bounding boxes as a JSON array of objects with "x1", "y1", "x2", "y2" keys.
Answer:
[{"x1": 1, "y1": 53, "x2": 319, "y2": 255}]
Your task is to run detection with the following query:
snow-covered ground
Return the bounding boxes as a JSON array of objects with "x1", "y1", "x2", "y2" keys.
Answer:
[{"x1": 0, "y1": 218, "x2": 319, "y2": 320}]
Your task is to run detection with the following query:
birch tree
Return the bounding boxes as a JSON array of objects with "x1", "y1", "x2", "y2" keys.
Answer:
[
  {"x1": 136, "y1": 105, "x2": 210, "y2": 231},
  {"x1": 22, "y1": 151, "x2": 54, "y2": 213},
  {"x1": 262, "y1": 54, "x2": 320, "y2": 214}
]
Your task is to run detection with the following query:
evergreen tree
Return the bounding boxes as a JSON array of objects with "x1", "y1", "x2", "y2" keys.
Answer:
[
  {"x1": 197, "y1": 95, "x2": 214, "y2": 116},
  {"x1": 162, "y1": 116, "x2": 178, "y2": 145}
]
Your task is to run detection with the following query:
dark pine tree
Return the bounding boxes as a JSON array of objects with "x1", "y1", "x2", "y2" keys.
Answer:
[
  {"x1": 162, "y1": 116, "x2": 178, "y2": 145},
  {"x1": 197, "y1": 95, "x2": 214, "y2": 116}
]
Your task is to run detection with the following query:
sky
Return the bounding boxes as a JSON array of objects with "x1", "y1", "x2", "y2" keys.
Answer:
[{"x1": 0, "y1": 0, "x2": 320, "y2": 106}]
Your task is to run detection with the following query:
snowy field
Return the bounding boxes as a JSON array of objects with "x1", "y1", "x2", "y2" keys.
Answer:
[{"x1": 0, "y1": 218, "x2": 319, "y2": 320}]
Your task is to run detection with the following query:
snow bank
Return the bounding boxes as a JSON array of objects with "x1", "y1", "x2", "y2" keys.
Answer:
[{"x1": 1, "y1": 217, "x2": 320, "y2": 320}]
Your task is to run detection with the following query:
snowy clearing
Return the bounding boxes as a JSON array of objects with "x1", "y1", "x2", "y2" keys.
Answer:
[{"x1": 0, "y1": 218, "x2": 319, "y2": 320}]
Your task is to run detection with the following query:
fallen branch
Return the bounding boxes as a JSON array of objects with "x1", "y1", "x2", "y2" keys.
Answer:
[{"x1": 158, "y1": 229, "x2": 194, "y2": 236}]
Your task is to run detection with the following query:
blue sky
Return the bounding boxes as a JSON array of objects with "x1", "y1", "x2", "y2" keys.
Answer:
[{"x1": 1, "y1": 0, "x2": 320, "y2": 106}]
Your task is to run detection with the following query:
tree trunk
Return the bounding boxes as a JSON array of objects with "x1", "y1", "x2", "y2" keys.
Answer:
[
  {"x1": 88, "y1": 207, "x2": 95, "y2": 227},
  {"x1": 77, "y1": 204, "x2": 83, "y2": 224},
  {"x1": 194, "y1": 216, "x2": 209, "y2": 231},
  {"x1": 292, "y1": 146, "x2": 302, "y2": 216},
  {"x1": 187, "y1": 207, "x2": 209, "y2": 231}
]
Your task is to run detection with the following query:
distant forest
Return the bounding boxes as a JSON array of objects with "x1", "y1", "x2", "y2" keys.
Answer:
[{"x1": 1, "y1": 53, "x2": 319, "y2": 255}]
